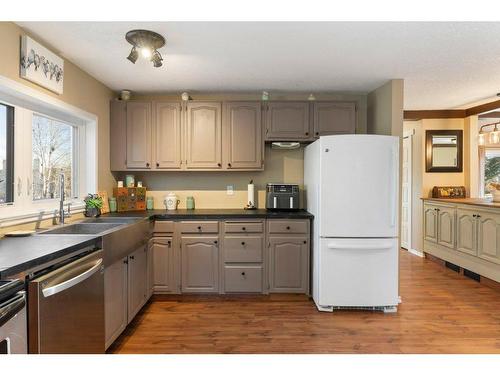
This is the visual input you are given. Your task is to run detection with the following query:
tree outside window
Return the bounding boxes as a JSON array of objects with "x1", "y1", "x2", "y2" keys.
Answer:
[{"x1": 484, "y1": 149, "x2": 500, "y2": 194}]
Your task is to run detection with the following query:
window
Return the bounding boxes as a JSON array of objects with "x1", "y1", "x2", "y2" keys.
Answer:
[
  {"x1": 0, "y1": 103, "x2": 14, "y2": 204},
  {"x1": 483, "y1": 148, "x2": 500, "y2": 195},
  {"x1": 32, "y1": 114, "x2": 75, "y2": 200}
]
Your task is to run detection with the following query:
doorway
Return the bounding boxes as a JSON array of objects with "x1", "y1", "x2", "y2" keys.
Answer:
[{"x1": 401, "y1": 132, "x2": 413, "y2": 250}]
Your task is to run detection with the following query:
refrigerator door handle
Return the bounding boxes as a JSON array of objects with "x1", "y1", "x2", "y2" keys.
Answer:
[
  {"x1": 389, "y1": 146, "x2": 397, "y2": 227},
  {"x1": 327, "y1": 242, "x2": 394, "y2": 250}
]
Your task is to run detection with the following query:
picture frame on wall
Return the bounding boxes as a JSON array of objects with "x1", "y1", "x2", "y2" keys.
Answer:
[{"x1": 20, "y1": 35, "x2": 64, "y2": 94}]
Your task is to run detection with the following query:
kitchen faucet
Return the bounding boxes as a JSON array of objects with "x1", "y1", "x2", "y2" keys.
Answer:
[{"x1": 58, "y1": 173, "x2": 71, "y2": 224}]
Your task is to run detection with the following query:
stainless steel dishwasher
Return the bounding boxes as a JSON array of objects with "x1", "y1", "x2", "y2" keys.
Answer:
[
  {"x1": 28, "y1": 249, "x2": 104, "y2": 353},
  {"x1": 0, "y1": 279, "x2": 27, "y2": 354}
]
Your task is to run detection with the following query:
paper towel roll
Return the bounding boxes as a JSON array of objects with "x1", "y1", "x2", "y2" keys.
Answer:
[{"x1": 247, "y1": 184, "x2": 255, "y2": 207}]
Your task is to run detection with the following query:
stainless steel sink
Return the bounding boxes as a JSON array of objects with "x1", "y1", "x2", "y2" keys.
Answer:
[
  {"x1": 81, "y1": 217, "x2": 141, "y2": 224},
  {"x1": 39, "y1": 223, "x2": 123, "y2": 235}
]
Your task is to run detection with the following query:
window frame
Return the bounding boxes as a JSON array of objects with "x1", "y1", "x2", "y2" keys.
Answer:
[
  {"x1": 0, "y1": 75, "x2": 98, "y2": 225},
  {"x1": 0, "y1": 102, "x2": 14, "y2": 205}
]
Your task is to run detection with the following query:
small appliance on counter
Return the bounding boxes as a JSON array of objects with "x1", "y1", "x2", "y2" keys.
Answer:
[{"x1": 266, "y1": 183, "x2": 300, "y2": 210}]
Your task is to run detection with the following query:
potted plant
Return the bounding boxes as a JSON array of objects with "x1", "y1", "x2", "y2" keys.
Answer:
[{"x1": 84, "y1": 194, "x2": 103, "y2": 217}]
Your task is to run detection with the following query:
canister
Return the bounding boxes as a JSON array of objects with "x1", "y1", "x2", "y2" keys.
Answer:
[
  {"x1": 109, "y1": 197, "x2": 117, "y2": 212},
  {"x1": 186, "y1": 196, "x2": 195, "y2": 210},
  {"x1": 146, "y1": 196, "x2": 154, "y2": 210},
  {"x1": 125, "y1": 174, "x2": 135, "y2": 188}
]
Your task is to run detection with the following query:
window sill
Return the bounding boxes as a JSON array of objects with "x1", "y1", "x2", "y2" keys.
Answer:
[{"x1": 0, "y1": 202, "x2": 85, "y2": 228}]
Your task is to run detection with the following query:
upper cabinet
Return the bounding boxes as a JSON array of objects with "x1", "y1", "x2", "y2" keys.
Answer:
[
  {"x1": 126, "y1": 102, "x2": 152, "y2": 169},
  {"x1": 313, "y1": 102, "x2": 356, "y2": 136},
  {"x1": 185, "y1": 102, "x2": 222, "y2": 169},
  {"x1": 223, "y1": 102, "x2": 263, "y2": 170},
  {"x1": 265, "y1": 102, "x2": 311, "y2": 141},
  {"x1": 154, "y1": 102, "x2": 182, "y2": 169},
  {"x1": 110, "y1": 99, "x2": 356, "y2": 171}
]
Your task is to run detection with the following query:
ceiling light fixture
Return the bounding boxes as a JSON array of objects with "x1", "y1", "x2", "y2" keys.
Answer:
[
  {"x1": 478, "y1": 121, "x2": 500, "y2": 145},
  {"x1": 125, "y1": 29, "x2": 165, "y2": 68}
]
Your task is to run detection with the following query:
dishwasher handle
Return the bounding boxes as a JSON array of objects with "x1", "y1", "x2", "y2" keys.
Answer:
[
  {"x1": 0, "y1": 293, "x2": 25, "y2": 327},
  {"x1": 42, "y1": 259, "x2": 103, "y2": 298}
]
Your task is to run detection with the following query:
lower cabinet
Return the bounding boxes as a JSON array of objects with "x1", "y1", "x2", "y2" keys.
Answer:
[
  {"x1": 127, "y1": 245, "x2": 148, "y2": 323},
  {"x1": 181, "y1": 236, "x2": 219, "y2": 293},
  {"x1": 151, "y1": 237, "x2": 176, "y2": 293},
  {"x1": 456, "y1": 209, "x2": 477, "y2": 256},
  {"x1": 224, "y1": 265, "x2": 263, "y2": 293},
  {"x1": 477, "y1": 212, "x2": 500, "y2": 265},
  {"x1": 268, "y1": 236, "x2": 309, "y2": 293},
  {"x1": 437, "y1": 205, "x2": 455, "y2": 249},
  {"x1": 104, "y1": 257, "x2": 128, "y2": 350},
  {"x1": 104, "y1": 244, "x2": 150, "y2": 349}
]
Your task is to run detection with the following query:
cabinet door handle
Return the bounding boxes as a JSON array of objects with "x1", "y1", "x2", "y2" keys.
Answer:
[
  {"x1": 303, "y1": 240, "x2": 307, "y2": 244},
  {"x1": 146, "y1": 162, "x2": 150, "y2": 168},
  {"x1": 129, "y1": 255, "x2": 135, "y2": 260},
  {"x1": 477, "y1": 215, "x2": 481, "y2": 218},
  {"x1": 241, "y1": 241, "x2": 245, "y2": 246},
  {"x1": 197, "y1": 226, "x2": 202, "y2": 230},
  {"x1": 241, "y1": 272, "x2": 246, "y2": 276},
  {"x1": 156, "y1": 162, "x2": 160, "y2": 167},
  {"x1": 123, "y1": 259, "x2": 128, "y2": 264},
  {"x1": 228, "y1": 163, "x2": 232, "y2": 168},
  {"x1": 315, "y1": 132, "x2": 319, "y2": 136},
  {"x1": 214, "y1": 240, "x2": 218, "y2": 244},
  {"x1": 286, "y1": 226, "x2": 291, "y2": 230},
  {"x1": 305, "y1": 132, "x2": 309, "y2": 136}
]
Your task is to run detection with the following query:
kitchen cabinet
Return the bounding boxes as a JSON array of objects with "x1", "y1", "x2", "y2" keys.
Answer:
[
  {"x1": 181, "y1": 236, "x2": 219, "y2": 293},
  {"x1": 127, "y1": 245, "x2": 148, "y2": 323},
  {"x1": 147, "y1": 241, "x2": 154, "y2": 299},
  {"x1": 185, "y1": 102, "x2": 222, "y2": 169},
  {"x1": 268, "y1": 236, "x2": 309, "y2": 293},
  {"x1": 313, "y1": 102, "x2": 356, "y2": 136},
  {"x1": 264, "y1": 102, "x2": 312, "y2": 141},
  {"x1": 437, "y1": 205, "x2": 455, "y2": 249},
  {"x1": 104, "y1": 257, "x2": 128, "y2": 350},
  {"x1": 456, "y1": 209, "x2": 477, "y2": 256},
  {"x1": 154, "y1": 102, "x2": 182, "y2": 169},
  {"x1": 152, "y1": 237, "x2": 175, "y2": 293},
  {"x1": 126, "y1": 101, "x2": 152, "y2": 169},
  {"x1": 477, "y1": 211, "x2": 500, "y2": 265},
  {"x1": 423, "y1": 204, "x2": 438, "y2": 243},
  {"x1": 222, "y1": 102, "x2": 263, "y2": 170},
  {"x1": 110, "y1": 100, "x2": 127, "y2": 171}
]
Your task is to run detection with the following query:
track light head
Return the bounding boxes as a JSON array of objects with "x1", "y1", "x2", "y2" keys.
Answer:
[{"x1": 127, "y1": 46, "x2": 138, "y2": 64}]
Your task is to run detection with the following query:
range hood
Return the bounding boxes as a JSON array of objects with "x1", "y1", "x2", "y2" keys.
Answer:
[{"x1": 271, "y1": 142, "x2": 301, "y2": 150}]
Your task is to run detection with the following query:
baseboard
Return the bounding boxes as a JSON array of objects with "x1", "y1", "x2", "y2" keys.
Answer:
[{"x1": 407, "y1": 248, "x2": 424, "y2": 258}]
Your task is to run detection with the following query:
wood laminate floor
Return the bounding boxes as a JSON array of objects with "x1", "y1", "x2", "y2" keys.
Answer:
[{"x1": 108, "y1": 250, "x2": 500, "y2": 354}]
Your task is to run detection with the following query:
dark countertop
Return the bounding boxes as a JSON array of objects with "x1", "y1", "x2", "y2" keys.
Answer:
[
  {"x1": 0, "y1": 209, "x2": 312, "y2": 280},
  {"x1": 422, "y1": 197, "x2": 500, "y2": 209},
  {"x1": 103, "y1": 209, "x2": 314, "y2": 220},
  {"x1": 0, "y1": 235, "x2": 100, "y2": 279}
]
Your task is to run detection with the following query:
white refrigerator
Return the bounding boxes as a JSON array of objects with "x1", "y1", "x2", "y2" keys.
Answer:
[{"x1": 304, "y1": 134, "x2": 399, "y2": 313}]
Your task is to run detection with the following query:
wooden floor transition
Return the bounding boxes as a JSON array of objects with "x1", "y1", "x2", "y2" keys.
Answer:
[{"x1": 108, "y1": 250, "x2": 500, "y2": 354}]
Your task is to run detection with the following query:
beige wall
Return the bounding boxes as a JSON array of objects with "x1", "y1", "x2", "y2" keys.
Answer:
[
  {"x1": 114, "y1": 145, "x2": 304, "y2": 209},
  {"x1": 367, "y1": 79, "x2": 404, "y2": 137},
  {"x1": 0, "y1": 22, "x2": 115, "y2": 193}
]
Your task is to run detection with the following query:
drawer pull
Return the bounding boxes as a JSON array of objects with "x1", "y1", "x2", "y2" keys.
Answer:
[
  {"x1": 241, "y1": 272, "x2": 246, "y2": 276},
  {"x1": 214, "y1": 240, "x2": 218, "y2": 244},
  {"x1": 303, "y1": 240, "x2": 307, "y2": 244},
  {"x1": 242, "y1": 227, "x2": 246, "y2": 231},
  {"x1": 286, "y1": 226, "x2": 291, "y2": 230},
  {"x1": 197, "y1": 226, "x2": 202, "y2": 230},
  {"x1": 241, "y1": 241, "x2": 246, "y2": 246}
]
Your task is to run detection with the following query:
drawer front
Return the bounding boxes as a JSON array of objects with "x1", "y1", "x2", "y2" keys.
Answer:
[
  {"x1": 224, "y1": 266, "x2": 263, "y2": 292},
  {"x1": 224, "y1": 221, "x2": 263, "y2": 233},
  {"x1": 154, "y1": 220, "x2": 174, "y2": 233},
  {"x1": 224, "y1": 236, "x2": 263, "y2": 263},
  {"x1": 180, "y1": 221, "x2": 219, "y2": 233},
  {"x1": 268, "y1": 220, "x2": 309, "y2": 234}
]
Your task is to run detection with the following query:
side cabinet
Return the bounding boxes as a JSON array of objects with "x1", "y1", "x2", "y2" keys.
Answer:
[
  {"x1": 312, "y1": 102, "x2": 356, "y2": 136},
  {"x1": 436, "y1": 205, "x2": 456, "y2": 249},
  {"x1": 423, "y1": 204, "x2": 439, "y2": 243},
  {"x1": 154, "y1": 102, "x2": 182, "y2": 169},
  {"x1": 265, "y1": 102, "x2": 312, "y2": 141},
  {"x1": 185, "y1": 102, "x2": 222, "y2": 169},
  {"x1": 127, "y1": 245, "x2": 148, "y2": 323},
  {"x1": 181, "y1": 236, "x2": 220, "y2": 293},
  {"x1": 222, "y1": 102, "x2": 263, "y2": 170},
  {"x1": 126, "y1": 101, "x2": 152, "y2": 169},
  {"x1": 456, "y1": 208, "x2": 477, "y2": 256},
  {"x1": 267, "y1": 220, "x2": 310, "y2": 293},
  {"x1": 104, "y1": 257, "x2": 128, "y2": 350},
  {"x1": 110, "y1": 100, "x2": 127, "y2": 171},
  {"x1": 477, "y1": 212, "x2": 500, "y2": 265}
]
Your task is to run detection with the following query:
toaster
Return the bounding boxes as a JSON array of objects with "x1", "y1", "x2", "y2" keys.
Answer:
[{"x1": 266, "y1": 183, "x2": 300, "y2": 210}]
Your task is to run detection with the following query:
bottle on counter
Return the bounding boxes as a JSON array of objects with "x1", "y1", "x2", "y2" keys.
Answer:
[
  {"x1": 109, "y1": 197, "x2": 117, "y2": 213},
  {"x1": 146, "y1": 196, "x2": 154, "y2": 210},
  {"x1": 186, "y1": 196, "x2": 195, "y2": 210}
]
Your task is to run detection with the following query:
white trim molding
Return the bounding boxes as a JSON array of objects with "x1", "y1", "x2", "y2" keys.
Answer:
[{"x1": 0, "y1": 74, "x2": 98, "y2": 227}]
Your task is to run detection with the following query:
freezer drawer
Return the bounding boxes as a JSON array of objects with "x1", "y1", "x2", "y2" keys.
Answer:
[
  {"x1": 317, "y1": 238, "x2": 398, "y2": 308},
  {"x1": 28, "y1": 250, "x2": 104, "y2": 353}
]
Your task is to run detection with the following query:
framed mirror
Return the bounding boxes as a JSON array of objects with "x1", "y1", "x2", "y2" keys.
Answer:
[{"x1": 425, "y1": 130, "x2": 463, "y2": 172}]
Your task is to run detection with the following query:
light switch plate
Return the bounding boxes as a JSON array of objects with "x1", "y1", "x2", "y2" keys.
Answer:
[{"x1": 226, "y1": 185, "x2": 234, "y2": 195}]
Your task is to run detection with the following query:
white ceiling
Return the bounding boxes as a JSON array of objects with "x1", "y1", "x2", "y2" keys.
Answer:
[{"x1": 16, "y1": 22, "x2": 500, "y2": 110}]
